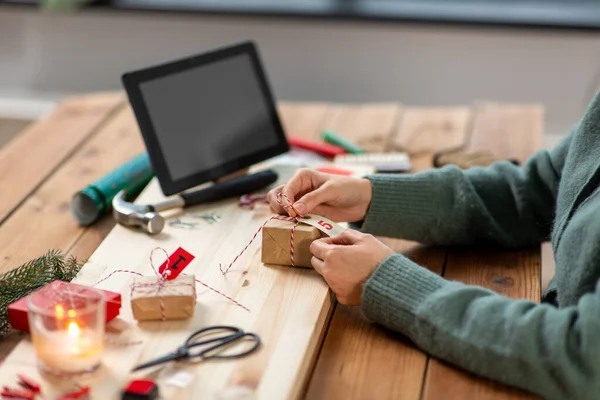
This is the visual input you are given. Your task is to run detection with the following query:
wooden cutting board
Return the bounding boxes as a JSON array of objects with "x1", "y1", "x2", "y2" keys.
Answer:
[{"x1": 0, "y1": 167, "x2": 335, "y2": 399}]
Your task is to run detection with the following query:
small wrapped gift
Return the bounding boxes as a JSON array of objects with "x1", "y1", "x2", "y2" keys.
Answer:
[
  {"x1": 261, "y1": 219, "x2": 323, "y2": 268},
  {"x1": 130, "y1": 273, "x2": 196, "y2": 321}
]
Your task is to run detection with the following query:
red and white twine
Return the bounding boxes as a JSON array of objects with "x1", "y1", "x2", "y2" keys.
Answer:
[
  {"x1": 221, "y1": 192, "x2": 303, "y2": 275},
  {"x1": 238, "y1": 193, "x2": 269, "y2": 209},
  {"x1": 92, "y1": 247, "x2": 250, "y2": 314}
]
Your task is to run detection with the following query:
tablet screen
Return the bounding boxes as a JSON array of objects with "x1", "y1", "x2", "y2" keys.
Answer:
[{"x1": 138, "y1": 53, "x2": 281, "y2": 182}]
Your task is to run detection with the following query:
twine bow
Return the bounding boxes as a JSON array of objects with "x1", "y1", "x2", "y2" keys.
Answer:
[{"x1": 128, "y1": 247, "x2": 188, "y2": 321}]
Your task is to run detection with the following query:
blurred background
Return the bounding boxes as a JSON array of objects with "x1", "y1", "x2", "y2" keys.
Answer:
[{"x1": 1, "y1": 0, "x2": 600, "y2": 147}]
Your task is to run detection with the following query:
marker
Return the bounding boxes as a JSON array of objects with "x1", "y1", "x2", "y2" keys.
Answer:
[
  {"x1": 321, "y1": 130, "x2": 365, "y2": 154},
  {"x1": 287, "y1": 136, "x2": 346, "y2": 158}
]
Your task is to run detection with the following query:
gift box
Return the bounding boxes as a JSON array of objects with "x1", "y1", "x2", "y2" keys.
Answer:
[
  {"x1": 130, "y1": 273, "x2": 196, "y2": 321},
  {"x1": 7, "y1": 280, "x2": 122, "y2": 333},
  {"x1": 261, "y1": 219, "x2": 323, "y2": 268}
]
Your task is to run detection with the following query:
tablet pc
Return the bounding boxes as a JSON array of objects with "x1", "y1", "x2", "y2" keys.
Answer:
[{"x1": 122, "y1": 41, "x2": 289, "y2": 196}]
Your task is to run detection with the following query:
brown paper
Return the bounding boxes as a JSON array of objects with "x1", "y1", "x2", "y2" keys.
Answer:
[
  {"x1": 130, "y1": 273, "x2": 196, "y2": 321},
  {"x1": 261, "y1": 219, "x2": 323, "y2": 268}
]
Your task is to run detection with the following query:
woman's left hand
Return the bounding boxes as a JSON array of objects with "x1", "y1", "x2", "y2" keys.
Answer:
[{"x1": 310, "y1": 230, "x2": 395, "y2": 306}]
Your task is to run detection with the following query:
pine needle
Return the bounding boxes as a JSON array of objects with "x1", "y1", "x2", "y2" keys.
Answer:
[{"x1": 0, "y1": 250, "x2": 82, "y2": 337}]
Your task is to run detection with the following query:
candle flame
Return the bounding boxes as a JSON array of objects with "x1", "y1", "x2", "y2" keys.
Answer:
[
  {"x1": 67, "y1": 321, "x2": 80, "y2": 337},
  {"x1": 55, "y1": 304, "x2": 65, "y2": 319}
]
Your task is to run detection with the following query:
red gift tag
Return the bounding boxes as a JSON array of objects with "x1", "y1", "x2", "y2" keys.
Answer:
[{"x1": 158, "y1": 247, "x2": 195, "y2": 280}]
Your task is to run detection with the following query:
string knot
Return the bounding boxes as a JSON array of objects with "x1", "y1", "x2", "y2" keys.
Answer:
[{"x1": 276, "y1": 192, "x2": 304, "y2": 218}]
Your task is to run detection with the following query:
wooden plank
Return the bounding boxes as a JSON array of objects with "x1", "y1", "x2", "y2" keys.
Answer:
[
  {"x1": 0, "y1": 92, "x2": 124, "y2": 224},
  {"x1": 0, "y1": 104, "x2": 334, "y2": 399},
  {"x1": 391, "y1": 107, "x2": 472, "y2": 154},
  {"x1": 541, "y1": 242, "x2": 555, "y2": 293},
  {"x1": 278, "y1": 102, "x2": 331, "y2": 140},
  {"x1": 306, "y1": 107, "x2": 470, "y2": 400},
  {"x1": 0, "y1": 332, "x2": 25, "y2": 363},
  {"x1": 67, "y1": 215, "x2": 117, "y2": 261},
  {"x1": 445, "y1": 248, "x2": 541, "y2": 303},
  {"x1": 424, "y1": 362, "x2": 539, "y2": 400},
  {"x1": 423, "y1": 104, "x2": 543, "y2": 400},
  {"x1": 0, "y1": 118, "x2": 30, "y2": 148},
  {"x1": 0, "y1": 106, "x2": 145, "y2": 275},
  {"x1": 321, "y1": 104, "x2": 402, "y2": 152},
  {"x1": 468, "y1": 103, "x2": 544, "y2": 164}
]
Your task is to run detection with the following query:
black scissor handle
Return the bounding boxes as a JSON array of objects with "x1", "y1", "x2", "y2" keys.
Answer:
[
  {"x1": 185, "y1": 326, "x2": 261, "y2": 360},
  {"x1": 185, "y1": 325, "x2": 242, "y2": 348},
  {"x1": 202, "y1": 333, "x2": 261, "y2": 360}
]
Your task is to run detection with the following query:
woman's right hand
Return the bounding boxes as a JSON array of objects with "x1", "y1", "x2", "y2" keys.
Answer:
[{"x1": 266, "y1": 169, "x2": 373, "y2": 223}]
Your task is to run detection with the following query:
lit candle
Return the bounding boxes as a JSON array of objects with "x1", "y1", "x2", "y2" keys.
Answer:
[{"x1": 27, "y1": 283, "x2": 105, "y2": 375}]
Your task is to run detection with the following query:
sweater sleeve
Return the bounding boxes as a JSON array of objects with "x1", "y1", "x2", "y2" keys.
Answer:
[
  {"x1": 360, "y1": 132, "x2": 572, "y2": 247},
  {"x1": 362, "y1": 255, "x2": 600, "y2": 400}
]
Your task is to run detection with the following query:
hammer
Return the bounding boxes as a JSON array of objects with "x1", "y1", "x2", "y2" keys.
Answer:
[{"x1": 112, "y1": 170, "x2": 278, "y2": 234}]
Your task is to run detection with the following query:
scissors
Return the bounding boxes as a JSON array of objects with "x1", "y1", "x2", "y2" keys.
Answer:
[{"x1": 131, "y1": 325, "x2": 261, "y2": 372}]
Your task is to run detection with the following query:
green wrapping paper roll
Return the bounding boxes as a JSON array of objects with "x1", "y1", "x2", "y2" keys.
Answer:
[{"x1": 70, "y1": 153, "x2": 154, "y2": 225}]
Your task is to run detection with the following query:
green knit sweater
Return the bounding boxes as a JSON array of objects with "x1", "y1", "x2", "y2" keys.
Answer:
[{"x1": 360, "y1": 93, "x2": 600, "y2": 400}]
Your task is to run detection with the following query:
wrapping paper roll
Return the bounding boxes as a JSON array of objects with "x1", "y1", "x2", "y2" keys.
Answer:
[{"x1": 70, "y1": 153, "x2": 154, "y2": 225}]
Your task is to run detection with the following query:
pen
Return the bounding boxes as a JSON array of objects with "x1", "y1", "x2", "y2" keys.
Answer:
[{"x1": 321, "y1": 130, "x2": 365, "y2": 154}]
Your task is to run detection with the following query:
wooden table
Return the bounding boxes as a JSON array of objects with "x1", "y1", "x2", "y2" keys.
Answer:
[{"x1": 0, "y1": 92, "x2": 543, "y2": 399}]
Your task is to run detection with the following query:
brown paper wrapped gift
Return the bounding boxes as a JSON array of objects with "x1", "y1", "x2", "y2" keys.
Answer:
[
  {"x1": 130, "y1": 273, "x2": 196, "y2": 321},
  {"x1": 261, "y1": 219, "x2": 323, "y2": 268}
]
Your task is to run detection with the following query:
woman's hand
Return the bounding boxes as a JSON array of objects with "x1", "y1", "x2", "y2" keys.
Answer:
[
  {"x1": 310, "y1": 229, "x2": 394, "y2": 306},
  {"x1": 267, "y1": 169, "x2": 373, "y2": 222}
]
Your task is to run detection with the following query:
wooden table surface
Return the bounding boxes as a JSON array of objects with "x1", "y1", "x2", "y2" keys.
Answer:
[{"x1": 0, "y1": 92, "x2": 543, "y2": 399}]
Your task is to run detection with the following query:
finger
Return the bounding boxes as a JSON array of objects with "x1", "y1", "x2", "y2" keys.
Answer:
[
  {"x1": 310, "y1": 239, "x2": 333, "y2": 260},
  {"x1": 314, "y1": 236, "x2": 336, "y2": 245},
  {"x1": 282, "y1": 169, "x2": 326, "y2": 216},
  {"x1": 311, "y1": 256, "x2": 326, "y2": 276},
  {"x1": 266, "y1": 186, "x2": 287, "y2": 215},
  {"x1": 281, "y1": 169, "x2": 317, "y2": 204},
  {"x1": 294, "y1": 181, "x2": 337, "y2": 216},
  {"x1": 327, "y1": 229, "x2": 363, "y2": 245}
]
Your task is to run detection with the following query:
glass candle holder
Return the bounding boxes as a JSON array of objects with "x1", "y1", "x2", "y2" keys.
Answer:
[{"x1": 27, "y1": 281, "x2": 106, "y2": 376}]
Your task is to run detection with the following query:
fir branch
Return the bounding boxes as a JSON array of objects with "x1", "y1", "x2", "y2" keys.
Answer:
[{"x1": 0, "y1": 250, "x2": 82, "y2": 337}]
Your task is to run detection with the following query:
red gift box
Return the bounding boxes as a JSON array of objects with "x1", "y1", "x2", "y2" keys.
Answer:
[{"x1": 7, "y1": 280, "x2": 122, "y2": 333}]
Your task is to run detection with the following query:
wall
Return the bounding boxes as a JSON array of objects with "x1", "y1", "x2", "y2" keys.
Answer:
[{"x1": 1, "y1": 7, "x2": 600, "y2": 134}]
